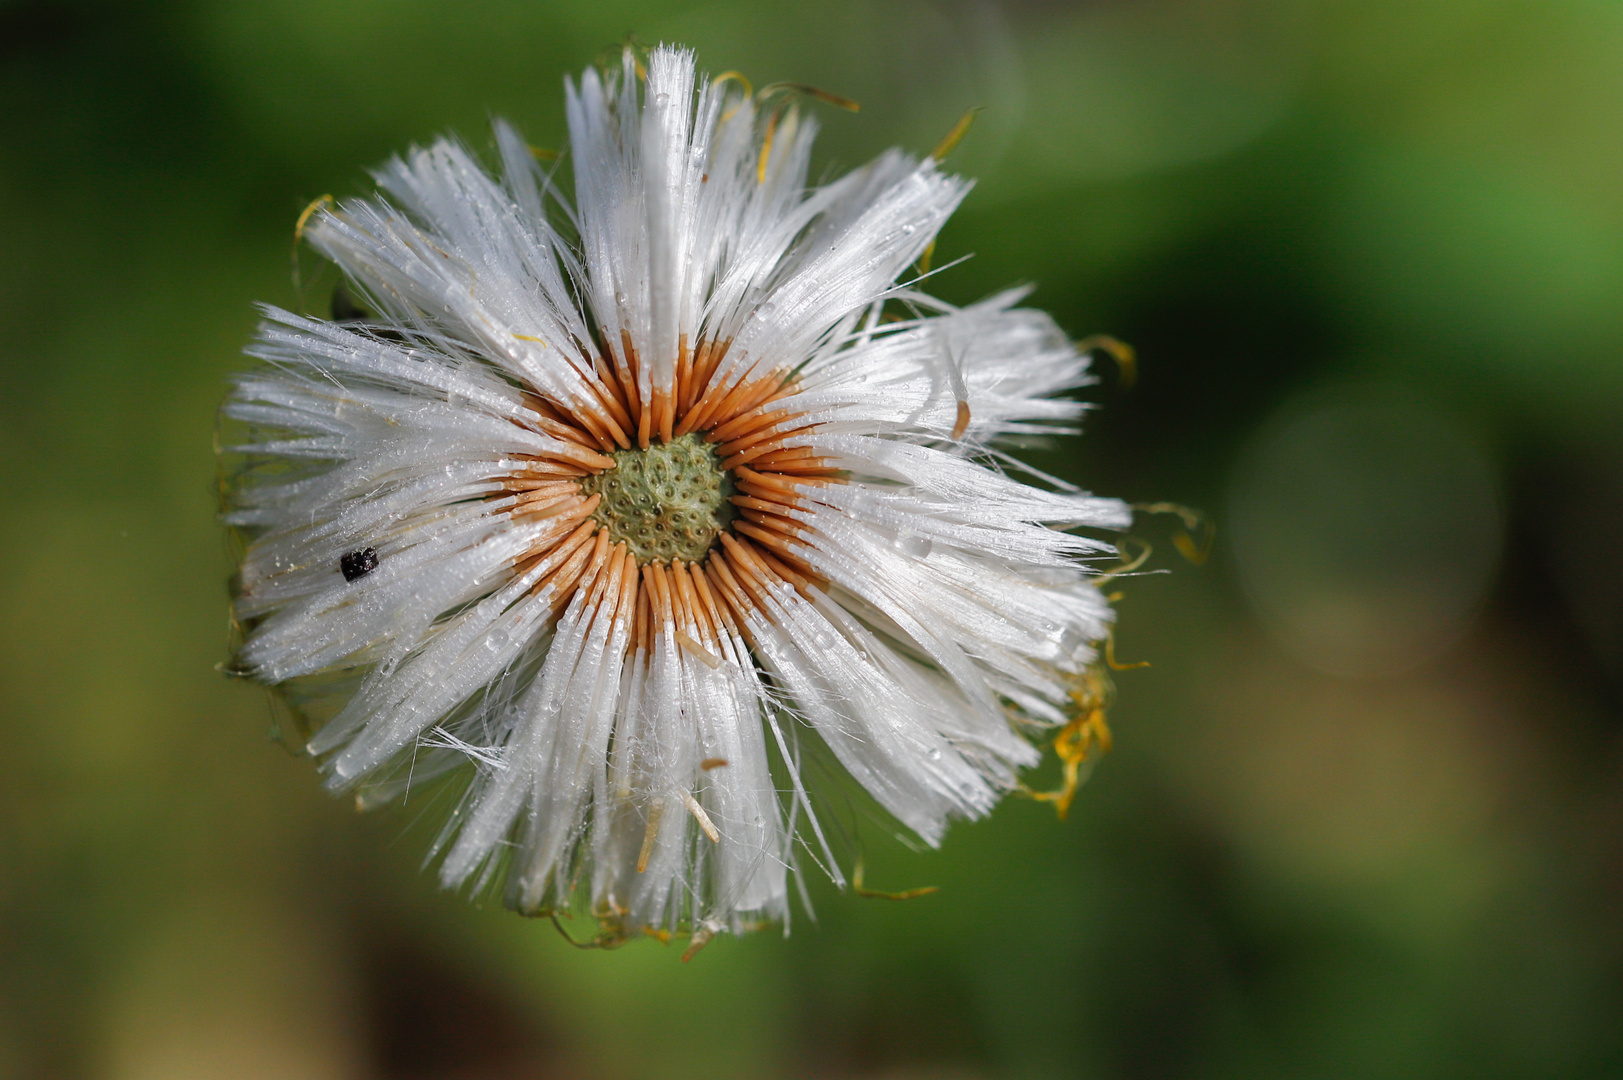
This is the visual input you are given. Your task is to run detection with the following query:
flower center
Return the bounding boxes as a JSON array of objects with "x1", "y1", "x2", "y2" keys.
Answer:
[{"x1": 578, "y1": 434, "x2": 736, "y2": 564}]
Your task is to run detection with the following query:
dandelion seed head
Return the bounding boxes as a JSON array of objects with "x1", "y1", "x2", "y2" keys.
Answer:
[{"x1": 220, "y1": 43, "x2": 1138, "y2": 947}]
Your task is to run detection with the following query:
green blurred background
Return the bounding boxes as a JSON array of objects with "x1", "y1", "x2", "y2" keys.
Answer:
[{"x1": 3, "y1": 0, "x2": 1622, "y2": 1077}]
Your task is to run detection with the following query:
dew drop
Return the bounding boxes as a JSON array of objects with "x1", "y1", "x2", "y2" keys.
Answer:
[
  {"x1": 896, "y1": 532, "x2": 933, "y2": 559},
  {"x1": 901, "y1": 223, "x2": 916, "y2": 235},
  {"x1": 926, "y1": 747, "x2": 943, "y2": 762}
]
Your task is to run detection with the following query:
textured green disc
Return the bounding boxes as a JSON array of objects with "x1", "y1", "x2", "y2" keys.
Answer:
[{"x1": 579, "y1": 434, "x2": 736, "y2": 564}]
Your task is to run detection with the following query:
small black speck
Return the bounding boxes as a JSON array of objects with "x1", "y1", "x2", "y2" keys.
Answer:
[{"x1": 340, "y1": 547, "x2": 379, "y2": 581}]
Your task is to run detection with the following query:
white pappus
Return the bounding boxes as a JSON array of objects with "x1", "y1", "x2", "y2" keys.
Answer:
[{"x1": 221, "y1": 44, "x2": 1132, "y2": 949}]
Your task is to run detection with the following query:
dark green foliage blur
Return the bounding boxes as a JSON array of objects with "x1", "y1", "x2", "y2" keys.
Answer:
[{"x1": 2, "y1": 1, "x2": 1620, "y2": 1077}]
